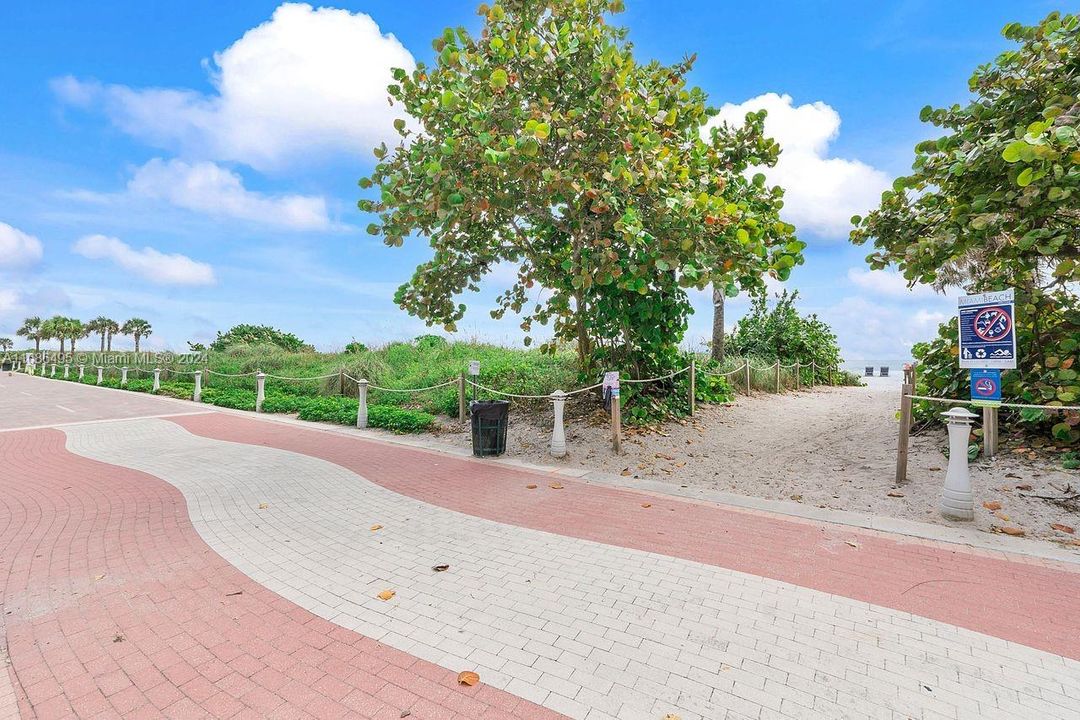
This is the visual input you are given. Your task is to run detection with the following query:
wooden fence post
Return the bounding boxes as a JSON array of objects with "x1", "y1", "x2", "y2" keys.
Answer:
[
  {"x1": 743, "y1": 359, "x2": 751, "y2": 394},
  {"x1": 689, "y1": 359, "x2": 696, "y2": 416},
  {"x1": 775, "y1": 360, "x2": 781, "y2": 393},
  {"x1": 795, "y1": 362, "x2": 801, "y2": 391},
  {"x1": 829, "y1": 365, "x2": 834, "y2": 386},
  {"x1": 458, "y1": 373, "x2": 466, "y2": 422},
  {"x1": 895, "y1": 382, "x2": 914, "y2": 485},
  {"x1": 810, "y1": 362, "x2": 815, "y2": 388},
  {"x1": 338, "y1": 368, "x2": 345, "y2": 396},
  {"x1": 983, "y1": 406, "x2": 998, "y2": 458}
]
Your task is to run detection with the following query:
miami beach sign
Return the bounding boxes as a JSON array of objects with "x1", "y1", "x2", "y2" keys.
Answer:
[{"x1": 958, "y1": 289, "x2": 1017, "y2": 369}]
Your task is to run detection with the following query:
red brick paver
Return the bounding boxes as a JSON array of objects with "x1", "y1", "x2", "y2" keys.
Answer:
[
  {"x1": 0, "y1": 428, "x2": 564, "y2": 720},
  {"x1": 172, "y1": 412, "x2": 1080, "y2": 662}
]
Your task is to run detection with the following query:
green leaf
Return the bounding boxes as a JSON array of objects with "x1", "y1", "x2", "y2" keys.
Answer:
[
  {"x1": 1001, "y1": 140, "x2": 1027, "y2": 163},
  {"x1": 489, "y1": 68, "x2": 508, "y2": 90},
  {"x1": 440, "y1": 90, "x2": 457, "y2": 109},
  {"x1": 366, "y1": 223, "x2": 380, "y2": 236},
  {"x1": 1016, "y1": 167, "x2": 1034, "y2": 186}
]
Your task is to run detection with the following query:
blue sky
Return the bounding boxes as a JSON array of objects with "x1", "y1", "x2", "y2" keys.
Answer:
[{"x1": 0, "y1": 0, "x2": 1065, "y2": 365}]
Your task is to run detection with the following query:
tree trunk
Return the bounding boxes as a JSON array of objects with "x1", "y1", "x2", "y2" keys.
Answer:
[
  {"x1": 100, "y1": 333, "x2": 106, "y2": 353},
  {"x1": 59, "y1": 338, "x2": 66, "y2": 353},
  {"x1": 71, "y1": 337, "x2": 77, "y2": 353},
  {"x1": 711, "y1": 285, "x2": 726, "y2": 362},
  {"x1": 107, "y1": 333, "x2": 112, "y2": 352},
  {"x1": 135, "y1": 336, "x2": 141, "y2": 353},
  {"x1": 34, "y1": 338, "x2": 40, "y2": 353}
]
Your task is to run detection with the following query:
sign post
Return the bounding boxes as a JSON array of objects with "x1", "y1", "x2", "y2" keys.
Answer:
[
  {"x1": 468, "y1": 360, "x2": 480, "y2": 404},
  {"x1": 959, "y1": 290, "x2": 1015, "y2": 459}
]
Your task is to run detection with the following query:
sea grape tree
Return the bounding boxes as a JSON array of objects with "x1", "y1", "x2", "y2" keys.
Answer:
[{"x1": 361, "y1": 0, "x2": 802, "y2": 372}]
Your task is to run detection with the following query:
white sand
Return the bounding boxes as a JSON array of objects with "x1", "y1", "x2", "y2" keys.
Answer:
[{"x1": 433, "y1": 378, "x2": 1079, "y2": 548}]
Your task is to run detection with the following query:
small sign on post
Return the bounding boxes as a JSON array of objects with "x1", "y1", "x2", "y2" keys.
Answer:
[
  {"x1": 468, "y1": 360, "x2": 480, "y2": 403},
  {"x1": 958, "y1": 289, "x2": 1017, "y2": 369},
  {"x1": 970, "y1": 369, "x2": 1002, "y2": 405}
]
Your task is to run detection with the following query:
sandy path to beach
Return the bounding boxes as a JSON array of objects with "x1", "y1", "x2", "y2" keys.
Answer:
[{"x1": 437, "y1": 377, "x2": 1080, "y2": 547}]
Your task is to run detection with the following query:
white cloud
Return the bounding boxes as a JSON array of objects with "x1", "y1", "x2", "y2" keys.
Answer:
[
  {"x1": 127, "y1": 158, "x2": 330, "y2": 230},
  {"x1": 72, "y1": 235, "x2": 216, "y2": 286},
  {"x1": 53, "y1": 3, "x2": 415, "y2": 170},
  {"x1": 0, "y1": 222, "x2": 44, "y2": 270},
  {"x1": 707, "y1": 93, "x2": 891, "y2": 237},
  {"x1": 825, "y1": 295, "x2": 954, "y2": 368},
  {"x1": 846, "y1": 268, "x2": 940, "y2": 299}
]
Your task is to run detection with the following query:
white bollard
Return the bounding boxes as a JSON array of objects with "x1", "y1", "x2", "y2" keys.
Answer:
[
  {"x1": 152, "y1": 368, "x2": 161, "y2": 392},
  {"x1": 193, "y1": 371, "x2": 202, "y2": 403},
  {"x1": 63, "y1": 364, "x2": 69, "y2": 379},
  {"x1": 357, "y1": 379, "x2": 368, "y2": 428},
  {"x1": 50, "y1": 363, "x2": 56, "y2": 377},
  {"x1": 96, "y1": 366, "x2": 103, "y2": 385},
  {"x1": 940, "y1": 406, "x2": 978, "y2": 520},
  {"x1": 121, "y1": 367, "x2": 128, "y2": 386},
  {"x1": 255, "y1": 372, "x2": 266, "y2": 412},
  {"x1": 550, "y1": 390, "x2": 568, "y2": 458},
  {"x1": 78, "y1": 364, "x2": 84, "y2": 380}
]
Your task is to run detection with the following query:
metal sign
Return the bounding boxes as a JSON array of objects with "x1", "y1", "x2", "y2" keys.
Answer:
[
  {"x1": 958, "y1": 289, "x2": 1016, "y2": 369},
  {"x1": 468, "y1": 360, "x2": 480, "y2": 376},
  {"x1": 970, "y1": 368, "x2": 1002, "y2": 406}
]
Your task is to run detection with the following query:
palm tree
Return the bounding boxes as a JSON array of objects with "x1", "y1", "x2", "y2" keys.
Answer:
[
  {"x1": 122, "y1": 318, "x2": 152, "y2": 352},
  {"x1": 87, "y1": 316, "x2": 115, "y2": 353},
  {"x1": 0, "y1": 338, "x2": 12, "y2": 352},
  {"x1": 104, "y1": 319, "x2": 120, "y2": 351},
  {"x1": 42, "y1": 316, "x2": 65, "y2": 353},
  {"x1": 65, "y1": 318, "x2": 88, "y2": 353},
  {"x1": 16, "y1": 316, "x2": 44, "y2": 353}
]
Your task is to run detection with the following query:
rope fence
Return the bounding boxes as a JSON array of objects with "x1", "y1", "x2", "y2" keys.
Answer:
[{"x1": 27, "y1": 354, "x2": 845, "y2": 457}]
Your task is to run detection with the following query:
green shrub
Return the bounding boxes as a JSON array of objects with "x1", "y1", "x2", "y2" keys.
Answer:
[
  {"x1": 200, "y1": 387, "x2": 256, "y2": 411},
  {"x1": 260, "y1": 392, "x2": 309, "y2": 414},
  {"x1": 126, "y1": 379, "x2": 154, "y2": 393},
  {"x1": 210, "y1": 324, "x2": 311, "y2": 352},
  {"x1": 367, "y1": 405, "x2": 435, "y2": 433},
  {"x1": 296, "y1": 396, "x2": 358, "y2": 425},
  {"x1": 154, "y1": 381, "x2": 194, "y2": 399}
]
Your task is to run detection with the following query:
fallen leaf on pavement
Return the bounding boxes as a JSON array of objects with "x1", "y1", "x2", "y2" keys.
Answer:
[
  {"x1": 845, "y1": 540, "x2": 860, "y2": 548},
  {"x1": 113, "y1": 634, "x2": 124, "y2": 643},
  {"x1": 549, "y1": 483, "x2": 564, "y2": 490},
  {"x1": 994, "y1": 511, "x2": 1010, "y2": 522},
  {"x1": 1051, "y1": 523, "x2": 1075, "y2": 534},
  {"x1": 525, "y1": 484, "x2": 537, "y2": 489},
  {"x1": 928, "y1": 466, "x2": 942, "y2": 471},
  {"x1": 887, "y1": 490, "x2": 904, "y2": 498},
  {"x1": 457, "y1": 671, "x2": 480, "y2": 686},
  {"x1": 982, "y1": 501, "x2": 1002, "y2": 511},
  {"x1": 655, "y1": 453, "x2": 674, "y2": 461},
  {"x1": 641, "y1": 503, "x2": 651, "y2": 508},
  {"x1": 370, "y1": 524, "x2": 383, "y2": 531},
  {"x1": 258, "y1": 502, "x2": 269, "y2": 510},
  {"x1": 94, "y1": 574, "x2": 106, "y2": 581},
  {"x1": 377, "y1": 590, "x2": 396, "y2": 601},
  {"x1": 674, "y1": 462, "x2": 686, "y2": 468},
  {"x1": 997, "y1": 526, "x2": 1025, "y2": 537},
  {"x1": 662, "y1": 715, "x2": 682, "y2": 720},
  {"x1": 790, "y1": 494, "x2": 803, "y2": 502},
  {"x1": 432, "y1": 564, "x2": 450, "y2": 572},
  {"x1": 400, "y1": 711, "x2": 411, "y2": 718},
  {"x1": 1015, "y1": 484, "x2": 1032, "y2": 491},
  {"x1": 225, "y1": 590, "x2": 243, "y2": 597},
  {"x1": 620, "y1": 469, "x2": 632, "y2": 477}
]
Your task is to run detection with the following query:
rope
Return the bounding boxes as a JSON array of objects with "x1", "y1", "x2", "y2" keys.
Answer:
[
  {"x1": 905, "y1": 394, "x2": 1080, "y2": 412},
  {"x1": 621, "y1": 366, "x2": 690, "y2": 384},
  {"x1": 206, "y1": 369, "x2": 258, "y2": 377},
  {"x1": 265, "y1": 372, "x2": 339, "y2": 381},
  {"x1": 466, "y1": 381, "x2": 553, "y2": 399},
  {"x1": 342, "y1": 373, "x2": 457, "y2": 393},
  {"x1": 700, "y1": 367, "x2": 743, "y2": 378}
]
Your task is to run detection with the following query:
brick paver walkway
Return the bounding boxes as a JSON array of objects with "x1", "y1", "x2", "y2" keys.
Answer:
[{"x1": 3, "y1": 372, "x2": 1080, "y2": 719}]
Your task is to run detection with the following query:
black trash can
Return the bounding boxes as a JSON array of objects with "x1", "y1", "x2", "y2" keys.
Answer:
[{"x1": 470, "y1": 400, "x2": 510, "y2": 457}]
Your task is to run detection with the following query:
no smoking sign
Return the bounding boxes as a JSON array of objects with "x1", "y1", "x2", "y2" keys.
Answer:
[{"x1": 958, "y1": 289, "x2": 1017, "y2": 369}]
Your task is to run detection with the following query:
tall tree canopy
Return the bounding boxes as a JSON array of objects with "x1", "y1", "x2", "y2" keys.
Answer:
[
  {"x1": 361, "y1": 0, "x2": 801, "y2": 373},
  {"x1": 852, "y1": 12, "x2": 1080, "y2": 433}
]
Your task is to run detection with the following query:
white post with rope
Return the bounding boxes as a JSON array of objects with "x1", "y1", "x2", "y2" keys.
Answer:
[
  {"x1": 152, "y1": 368, "x2": 161, "y2": 392},
  {"x1": 78, "y1": 364, "x2": 84, "y2": 380},
  {"x1": 357, "y1": 379, "x2": 369, "y2": 428},
  {"x1": 121, "y1": 367, "x2": 128, "y2": 386},
  {"x1": 940, "y1": 406, "x2": 977, "y2": 520},
  {"x1": 255, "y1": 372, "x2": 266, "y2": 412},
  {"x1": 550, "y1": 390, "x2": 567, "y2": 458},
  {"x1": 96, "y1": 366, "x2": 103, "y2": 385},
  {"x1": 50, "y1": 363, "x2": 56, "y2": 377},
  {"x1": 743, "y1": 359, "x2": 751, "y2": 394},
  {"x1": 63, "y1": 364, "x2": 69, "y2": 379},
  {"x1": 193, "y1": 371, "x2": 202, "y2": 403}
]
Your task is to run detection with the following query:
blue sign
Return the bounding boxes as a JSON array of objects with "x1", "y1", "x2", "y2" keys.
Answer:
[
  {"x1": 970, "y1": 369, "x2": 1002, "y2": 405},
  {"x1": 958, "y1": 289, "x2": 1016, "y2": 369}
]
